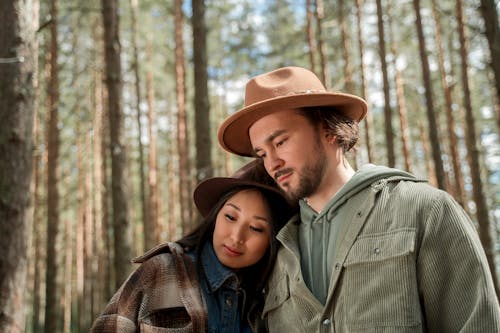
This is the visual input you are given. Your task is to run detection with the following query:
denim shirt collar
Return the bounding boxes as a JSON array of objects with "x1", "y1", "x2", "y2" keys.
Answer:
[{"x1": 201, "y1": 242, "x2": 240, "y2": 293}]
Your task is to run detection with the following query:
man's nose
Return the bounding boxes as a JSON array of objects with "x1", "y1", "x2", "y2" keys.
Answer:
[{"x1": 265, "y1": 150, "x2": 284, "y2": 173}]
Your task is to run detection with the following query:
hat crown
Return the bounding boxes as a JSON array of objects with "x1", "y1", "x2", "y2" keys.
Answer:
[{"x1": 245, "y1": 67, "x2": 327, "y2": 107}]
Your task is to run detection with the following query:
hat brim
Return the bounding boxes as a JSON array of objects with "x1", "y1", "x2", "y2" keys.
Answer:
[
  {"x1": 193, "y1": 177, "x2": 289, "y2": 217},
  {"x1": 218, "y1": 92, "x2": 367, "y2": 157}
]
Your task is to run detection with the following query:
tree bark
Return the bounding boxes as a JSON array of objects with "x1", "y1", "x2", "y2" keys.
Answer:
[
  {"x1": 354, "y1": 0, "x2": 373, "y2": 163},
  {"x1": 315, "y1": 0, "x2": 329, "y2": 88},
  {"x1": 31, "y1": 87, "x2": 43, "y2": 333},
  {"x1": 175, "y1": 0, "x2": 193, "y2": 230},
  {"x1": 413, "y1": 0, "x2": 446, "y2": 190},
  {"x1": 339, "y1": 0, "x2": 354, "y2": 94},
  {"x1": 375, "y1": 0, "x2": 395, "y2": 168},
  {"x1": 145, "y1": 39, "x2": 160, "y2": 244},
  {"x1": 192, "y1": 0, "x2": 213, "y2": 183},
  {"x1": 387, "y1": 8, "x2": 411, "y2": 172},
  {"x1": 0, "y1": 1, "x2": 38, "y2": 332},
  {"x1": 431, "y1": 0, "x2": 468, "y2": 210},
  {"x1": 101, "y1": 0, "x2": 133, "y2": 289},
  {"x1": 479, "y1": 0, "x2": 500, "y2": 131},
  {"x1": 130, "y1": 0, "x2": 150, "y2": 250},
  {"x1": 457, "y1": 0, "x2": 499, "y2": 296},
  {"x1": 44, "y1": 1, "x2": 60, "y2": 331},
  {"x1": 306, "y1": 0, "x2": 316, "y2": 75}
]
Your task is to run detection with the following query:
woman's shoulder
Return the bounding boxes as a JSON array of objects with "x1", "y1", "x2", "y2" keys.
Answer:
[{"x1": 132, "y1": 242, "x2": 186, "y2": 264}]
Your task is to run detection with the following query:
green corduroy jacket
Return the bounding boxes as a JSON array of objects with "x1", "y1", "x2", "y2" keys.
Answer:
[{"x1": 263, "y1": 168, "x2": 500, "y2": 332}]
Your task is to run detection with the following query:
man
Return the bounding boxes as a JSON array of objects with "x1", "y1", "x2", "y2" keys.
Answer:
[{"x1": 217, "y1": 66, "x2": 500, "y2": 332}]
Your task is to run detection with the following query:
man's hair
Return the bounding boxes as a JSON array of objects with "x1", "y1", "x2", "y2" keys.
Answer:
[{"x1": 297, "y1": 106, "x2": 359, "y2": 153}]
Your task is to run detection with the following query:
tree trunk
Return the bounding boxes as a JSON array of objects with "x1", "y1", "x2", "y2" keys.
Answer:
[
  {"x1": 145, "y1": 39, "x2": 160, "y2": 244},
  {"x1": 44, "y1": 1, "x2": 60, "y2": 331},
  {"x1": 431, "y1": 0, "x2": 468, "y2": 210},
  {"x1": 167, "y1": 101, "x2": 180, "y2": 239},
  {"x1": 354, "y1": 0, "x2": 373, "y2": 163},
  {"x1": 315, "y1": 0, "x2": 329, "y2": 88},
  {"x1": 192, "y1": 0, "x2": 213, "y2": 183},
  {"x1": 62, "y1": 217, "x2": 73, "y2": 333},
  {"x1": 339, "y1": 0, "x2": 354, "y2": 94},
  {"x1": 130, "y1": 0, "x2": 150, "y2": 250},
  {"x1": 91, "y1": 22, "x2": 108, "y2": 312},
  {"x1": 31, "y1": 52, "x2": 44, "y2": 333},
  {"x1": 101, "y1": 0, "x2": 133, "y2": 289},
  {"x1": 413, "y1": 0, "x2": 446, "y2": 190},
  {"x1": 457, "y1": 0, "x2": 499, "y2": 296},
  {"x1": 417, "y1": 121, "x2": 437, "y2": 188},
  {"x1": 387, "y1": 8, "x2": 411, "y2": 172},
  {"x1": 0, "y1": 1, "x2": 37, "y2": 332},
  {"x1": 76, "y1": 110, "x2": 85, "y2": 333},
  {"x1": 479, "y1": 0, "x2": 500, "y2": 129},
  {"x1": 100, "y1": 84, "x2": 114, "y2": 301},
  {"x1": 375, "y1": 0, "x2": 395, "y2": 168},
  {"x1": 306, "y1": 0, "x2": 316, "y2": 75},
  {"x1": 175, "y1": 0, "x2": 193, "y2": 230}
]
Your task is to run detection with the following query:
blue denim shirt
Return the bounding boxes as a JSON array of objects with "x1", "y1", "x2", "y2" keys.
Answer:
[{"x1": 190, "y1": 243, "x2": 252, "y2": 333}]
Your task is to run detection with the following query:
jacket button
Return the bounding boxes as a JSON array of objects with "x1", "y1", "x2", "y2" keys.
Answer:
[
  {"x1": 226, "y1": 297, "x2": 233, "y2": 306},
  {"x1": 322, "y1": 319, "x2": 331, "y2": 325}
]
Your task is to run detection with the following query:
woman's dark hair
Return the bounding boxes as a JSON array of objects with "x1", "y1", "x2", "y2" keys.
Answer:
[{"x1": 297, "y1": 106, "x2": 359, "y2": 153}]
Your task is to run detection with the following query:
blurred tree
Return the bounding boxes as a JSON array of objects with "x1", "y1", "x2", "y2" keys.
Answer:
[
  {"x1": 102, "y1": 0, "x2": 133, "y2": 289},
  {"x1": 456, "y1": 0, "x2": 499, "y2": 297},
  {"x1": 192, "y1": 0, "x2": 213, "y2": 183},
  {"x1": 413, "y1": 0, "x2": 446, "y2": 190},
  {"x1": 0, "y1": 1, "x2": 38, "y2": 332}
]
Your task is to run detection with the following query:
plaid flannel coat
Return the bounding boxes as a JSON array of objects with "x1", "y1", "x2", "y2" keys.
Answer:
[{"x1": 90, "y1": 242, "x2": 207, "y2": 332}]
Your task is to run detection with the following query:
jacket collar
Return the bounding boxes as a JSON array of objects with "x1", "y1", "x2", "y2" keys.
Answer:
[{"x1": 201, "y1": 242, "x2": 239, "y2": 293}]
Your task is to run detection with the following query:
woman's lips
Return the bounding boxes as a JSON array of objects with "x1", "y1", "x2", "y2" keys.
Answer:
[{"x1": 223, "y1": 245, "x2": 242, "y2": 256}]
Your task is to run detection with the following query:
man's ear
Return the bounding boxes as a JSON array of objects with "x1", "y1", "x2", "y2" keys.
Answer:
[{"x1": 324, "y1": 130, "x2": 336, "y2": 144}]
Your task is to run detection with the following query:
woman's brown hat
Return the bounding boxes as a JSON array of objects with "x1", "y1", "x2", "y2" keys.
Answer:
[
  {"x1": 217, "y1": 66, "x2": 368, "y2": 157},
  {"x1": 193, "y1": 160, "x2": 292, "y2": 217}
]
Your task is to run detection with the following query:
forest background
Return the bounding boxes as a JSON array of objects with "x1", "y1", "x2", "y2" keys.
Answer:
[{"x1": 1, "y1": 0, "x2": 499, "y2": 332}]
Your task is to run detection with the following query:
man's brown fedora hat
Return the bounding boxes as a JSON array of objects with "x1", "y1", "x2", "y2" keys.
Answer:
[
  {"x1": 193, "y1": 160, "x2": 293, "y2": 218},
  {"x1": 217, "y1": 66, "x2": 368, "y2": 157}
]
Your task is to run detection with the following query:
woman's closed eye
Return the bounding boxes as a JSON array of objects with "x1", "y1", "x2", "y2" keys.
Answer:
[
  {"x1": 224, "y1": 213, "x2": 236, "y2": 221},
  {"x1": 250, "y1": 225, "x2": 264, "y2": 233}
]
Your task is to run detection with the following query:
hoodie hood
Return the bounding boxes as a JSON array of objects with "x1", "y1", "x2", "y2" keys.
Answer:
[{"x1": 299, "y1": 164, "x2": 424, "y2": 221}]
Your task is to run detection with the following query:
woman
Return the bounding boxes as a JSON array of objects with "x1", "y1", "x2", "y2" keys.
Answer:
[{"x1": 90, "y1": 160, "x2": 294, "y2": 332}]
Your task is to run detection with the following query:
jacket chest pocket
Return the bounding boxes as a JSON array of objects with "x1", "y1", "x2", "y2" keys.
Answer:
[{"x1": 342, "y1": 229, "x2": 422, "y2": 329}]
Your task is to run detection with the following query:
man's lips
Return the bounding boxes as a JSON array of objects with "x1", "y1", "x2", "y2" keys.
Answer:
[
  {"x1": 275, "y1": 169, "x2": 292, "y2": 184},
  {"x1": 223, "y1": 245, "x2": 242, "y2": 256}
]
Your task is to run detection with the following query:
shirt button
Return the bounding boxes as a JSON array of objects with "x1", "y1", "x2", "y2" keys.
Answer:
[
  {"x1": 322, "y1": 319, "x2": 331, "y2": 325},
  {"x1": 374, "y1": 247, "x2": 381, "y2": 254},
  {"x1": 226, "y1": 297, "x2": 233, "y2": 306}
]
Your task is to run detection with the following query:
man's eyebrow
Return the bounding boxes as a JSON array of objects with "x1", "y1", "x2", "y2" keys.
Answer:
[{"x1": 252, "y1": 129, "x2": 288, "y2": 154}]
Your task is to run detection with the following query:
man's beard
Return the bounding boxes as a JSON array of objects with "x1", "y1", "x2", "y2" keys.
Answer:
[{"x1": 281, "y1": 140, "x2": 328, "y2": 202}]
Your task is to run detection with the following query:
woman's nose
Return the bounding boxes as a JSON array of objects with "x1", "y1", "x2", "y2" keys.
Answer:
[{"x1": 231, "y1": 225, "x2": 245, "y2": 244}]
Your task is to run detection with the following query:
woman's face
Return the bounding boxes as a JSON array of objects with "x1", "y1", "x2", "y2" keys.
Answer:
[{"x1": 212, "y1": 189, "x2": 272, "y2": 270}]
